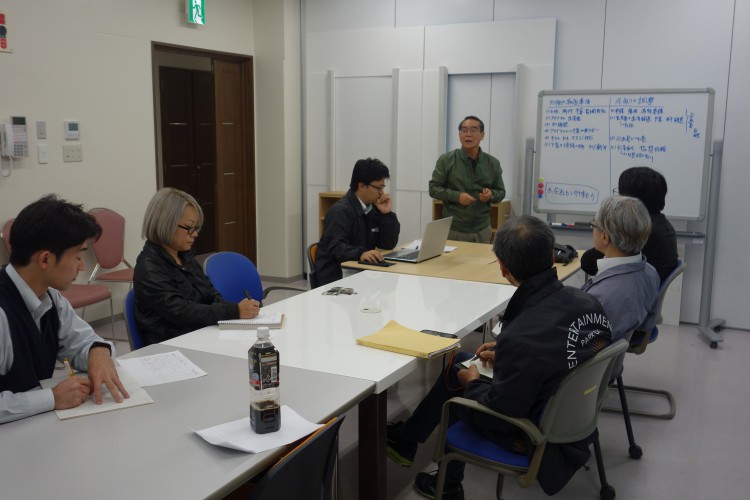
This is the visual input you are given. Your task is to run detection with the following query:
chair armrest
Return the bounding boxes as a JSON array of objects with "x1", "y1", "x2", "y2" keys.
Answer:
[{"x1": 444, "y1": 397, "x2": 544, "y2": 443}]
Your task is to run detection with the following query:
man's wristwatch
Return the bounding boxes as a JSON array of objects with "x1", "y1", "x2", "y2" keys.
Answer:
[{"x1": 89, "y1": 341, "x2": 112, "y2": 355}]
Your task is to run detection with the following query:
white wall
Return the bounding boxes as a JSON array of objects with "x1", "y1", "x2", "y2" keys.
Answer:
[
  {"x1": 0, "y1": 0, "x2": 255, "y2": 320},
  {"x1": 254, "y1": 0, "x2": 303, "y2": 280},
  {"x1": 301, "y1": 0, "x2": 750, "y2": 330}
]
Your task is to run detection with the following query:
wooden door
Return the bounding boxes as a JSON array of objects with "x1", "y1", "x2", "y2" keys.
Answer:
[
  {"x1": 159, "y1": 67, "x2": 217, "y2": 255},
  {"x1": 214, "y1": 59, "x2": 255, "y2": 257}
]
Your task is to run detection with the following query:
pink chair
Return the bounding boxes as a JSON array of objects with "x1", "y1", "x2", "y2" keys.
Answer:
[
  {"x1": 1, "y1": 218, "x2": 12, "y2": 258},
  {"x1": 87, "y1": 208, "x2": 134, "y2": 285},
  {"x1": 2, "y1": 218, "x2": 115, "y2": 341}
]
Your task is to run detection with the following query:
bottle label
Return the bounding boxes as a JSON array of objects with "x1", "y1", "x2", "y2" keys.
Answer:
[{"x1": 250, "y1": 349, "x2": 279, "y2": 390}]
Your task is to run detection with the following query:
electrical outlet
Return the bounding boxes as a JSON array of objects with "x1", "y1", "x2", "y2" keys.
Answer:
[
  {"x1": 37, "y1": 144, "x2": 49, "y2": 164},
  {"x1": 62, "y1": 144, "x2": 83, "y2": 162}
]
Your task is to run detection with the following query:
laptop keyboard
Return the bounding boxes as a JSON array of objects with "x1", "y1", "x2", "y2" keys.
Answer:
[{"x1": 394, "y1": 250, "x2": 420, "y2": 260}]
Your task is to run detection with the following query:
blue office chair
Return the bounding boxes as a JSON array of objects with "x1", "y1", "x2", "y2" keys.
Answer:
[
  {"x1": 601, "y1": 260, "x2": 685, "y2": 461},
  {"x1": 432, "y1": 340, "x2": 628, "y2": 500},
  {"x1": 249, "y1": 416, "x2": 345, "y2": 500},
  {"x1": 123, "y1": 289, "x2": 145, "y2": 350},
  {"x1": 605, "y1": 259, "x2": 684, "y2": 421},
  {"x1": 203, "y1": 251, "x2": 305, "y2": 305}
]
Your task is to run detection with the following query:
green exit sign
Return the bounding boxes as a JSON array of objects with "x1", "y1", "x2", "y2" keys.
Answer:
[{"x1": 187, "y1": 0, "x2": 205, "y2": 25}]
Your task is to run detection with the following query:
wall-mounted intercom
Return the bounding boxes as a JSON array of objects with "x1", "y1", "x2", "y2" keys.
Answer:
[{"x1": 0, "y1": 116, "x2": 28, "y2": 177}]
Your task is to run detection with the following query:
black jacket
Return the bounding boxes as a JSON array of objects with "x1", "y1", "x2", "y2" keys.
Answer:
[
  {"x1": 133, "y1": 241, "x2": 239, "y2": 345},
  {"x1": 314, "y1": 190, "x2": 400, "y2": 287},
  {"x1": 462, "y1": 267, "x2": 613, "y2": 494},
  {"x1": 580, "y1": 211, "x2": 678, "y2": 282}
]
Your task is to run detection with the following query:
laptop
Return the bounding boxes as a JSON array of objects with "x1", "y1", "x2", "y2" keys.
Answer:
[{"x1": 384, "y1": 216, "x2": 453, "y2": 263}]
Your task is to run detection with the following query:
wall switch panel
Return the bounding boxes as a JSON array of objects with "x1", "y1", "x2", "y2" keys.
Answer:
[
  {"x1": 36, "y1": 120, "x2": 47, "y2": 140},
  {"x1": 62, "y1": 144, "x2": 83, "y2": 162},
  {"x1": 37, "y1": 144, "x2": 49, "y2": 164}
]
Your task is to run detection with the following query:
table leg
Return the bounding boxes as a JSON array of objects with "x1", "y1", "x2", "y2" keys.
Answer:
[{"x1": 359, "y1": 390, "x2": 387, "y2": 500}]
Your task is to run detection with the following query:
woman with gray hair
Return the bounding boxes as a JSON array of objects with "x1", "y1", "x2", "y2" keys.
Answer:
[
  {"x1": 133, "y1": 188, "x2": 259, "y2": 345},
  {"x1": 581, "y1": 195, "x2": 660, "y2": 342}
]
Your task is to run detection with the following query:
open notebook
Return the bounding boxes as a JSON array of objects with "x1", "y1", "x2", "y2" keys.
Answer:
[
  {"x1": 356, "y1": 320, "x2": 461, "y2": 358},
  {"x1": 218, "y1": 311, "x2": 284, "y2": 329}
]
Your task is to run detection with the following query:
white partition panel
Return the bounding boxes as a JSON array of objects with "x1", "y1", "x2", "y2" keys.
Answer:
[
  {"x1": 424, "y1": 19, "x2": 556, "y2": 73},
  {"x1": 395, "y1": 191, "x2": 423, "y2": 245},
  {"x1": 306, "y1": 18, "x2": 556, "y2": 258},
  {"x1": 305, "y1": 72, "x2": 330, "y2": 186},
  {"x1": 334, "y1": 76, "x2": 393, "y2": 190},
  {"x1": 396, "y1": 70, "x2": 425, "y2": 191}
]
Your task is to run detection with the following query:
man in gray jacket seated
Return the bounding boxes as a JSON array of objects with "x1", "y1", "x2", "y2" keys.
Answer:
[{"x1": 581, "y1": 195, "x2": 660, "y2": 341}]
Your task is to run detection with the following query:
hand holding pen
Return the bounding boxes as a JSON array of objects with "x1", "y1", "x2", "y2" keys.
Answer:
[
  {"x1": 239, "y1": 290, "x2": 261, "y2": 319},
  {"x1": 468, "y1": 341, "x2": 497, "y2": 368},
  {"x1": 51, "y1": 358, "x2": 91, "y2": 410}
]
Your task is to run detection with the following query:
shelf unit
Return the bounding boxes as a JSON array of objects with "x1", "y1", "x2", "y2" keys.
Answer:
[
  {"x1": 318, "y1": 191, "x2": 346, "y2": 236},
  {"x1": 432, "y1": 199, "x2": 512, "y2": 238}
]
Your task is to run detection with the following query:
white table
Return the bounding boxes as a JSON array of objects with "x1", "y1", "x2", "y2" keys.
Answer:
[
  {"x1": 164, "y1": 271, "x2": 514, "y2": 392},
  {"x1": 164, "y1": 271, "x2": 516, "y2": 500},
  {"x1": 0, "y1": 344, "x2": 374, "y2": 500}
]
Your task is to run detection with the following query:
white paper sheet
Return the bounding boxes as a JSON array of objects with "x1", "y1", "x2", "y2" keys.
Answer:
[
  {"x1": 194, "y1": 405, "x2": 323, "y2": 454},
  {"x1": 116, "y1": 350, "x2": 207, "y2": 386},
  {"x1": 41, "y1": 366, "x2": 154, "y2": 420},
  {"x1": 460, "y1": 357, "x2": 494, "y2": 378}
]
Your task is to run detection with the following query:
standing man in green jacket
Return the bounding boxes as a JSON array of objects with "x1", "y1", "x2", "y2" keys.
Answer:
[{"x1": 429, "y1": 115, "x2": 506, "y2": 243}]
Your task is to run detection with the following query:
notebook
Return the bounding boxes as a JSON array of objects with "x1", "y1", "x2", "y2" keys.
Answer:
[
  {"x1": 383, "y1": 216, "x2": 453, "y2": 263},
  {"x1": 356, "y1": 320, "x2": 461, "y2": 359},
  {"x1": 218, "y1": 311, "x2": 284, "y2": 329}
]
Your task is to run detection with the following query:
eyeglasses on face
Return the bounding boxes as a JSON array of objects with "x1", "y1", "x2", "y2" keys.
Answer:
[
  {"x1": 368, "y1": 183, "x2": 386, "y2": 192},
  {"x1": 589, "y1": 220, "x2": 602, "y2": 232},
  {"x1": 459, "y1": 126, "x2": 481, "y2": 135},
  {"x1": 178, "y1": 224, "x2": 202, "y2": 235}
]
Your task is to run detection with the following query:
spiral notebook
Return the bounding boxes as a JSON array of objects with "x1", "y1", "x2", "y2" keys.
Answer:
[{"x1": 218, "y1": 311, "x2": 284, "y2": 329}]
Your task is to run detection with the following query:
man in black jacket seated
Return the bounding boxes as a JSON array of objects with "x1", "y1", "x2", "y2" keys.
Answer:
[
  {"x1": 314, "y1": 158, "x2": 400, "y2": 287},
  {"x1": 387, "y1": 216, "x2": 613, "y2": 499}
]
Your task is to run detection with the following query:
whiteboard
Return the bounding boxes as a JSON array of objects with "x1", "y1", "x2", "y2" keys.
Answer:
[{"x1": 533, "y1": 89, "x2": 714, "y2": 220}]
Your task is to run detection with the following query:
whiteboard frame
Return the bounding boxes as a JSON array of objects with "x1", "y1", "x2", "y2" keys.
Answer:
[{"x1": 533, "y1": 88, "x2": 715, "y2": 221}]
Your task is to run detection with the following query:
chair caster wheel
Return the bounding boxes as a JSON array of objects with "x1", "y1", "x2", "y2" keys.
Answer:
[
  {"x1": 600, "y1": 484, "x2": 616, "y2": 500},
  {"x1": 710, "y1": 341, "x2": 718, "y2": 349},
  {"x1": 629, "y1": 444, "x2": 643, "y2": 459}
]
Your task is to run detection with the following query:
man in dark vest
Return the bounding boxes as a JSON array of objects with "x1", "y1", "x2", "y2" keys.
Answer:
[{"x1": 1, "y1": 195, "x2": 129, "y2": 424}]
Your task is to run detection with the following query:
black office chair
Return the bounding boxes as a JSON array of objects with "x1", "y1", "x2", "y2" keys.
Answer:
[{"x1": 248, "y1": 415, "x2": 345, "y2": 500}]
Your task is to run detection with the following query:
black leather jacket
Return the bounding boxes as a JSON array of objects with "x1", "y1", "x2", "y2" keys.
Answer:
[{"x1": 133, "y1": 241, "x2": 238, "y2": 345}]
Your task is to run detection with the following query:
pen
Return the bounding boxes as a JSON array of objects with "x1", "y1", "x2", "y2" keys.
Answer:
[
  {"x1": 244, "y1": 290, "x2": 261, "y2": 307},
  {"x1": 468, "y1": 345, "x2": 496, "y2": 363},
  {"x1": 63, "y1": 358, "x2": 75, "y2": 378}
]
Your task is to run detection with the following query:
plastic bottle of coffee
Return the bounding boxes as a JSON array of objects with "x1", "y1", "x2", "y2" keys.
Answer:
[{"x1": 248, "y1": 327, "x2": 280, "y2": 433}]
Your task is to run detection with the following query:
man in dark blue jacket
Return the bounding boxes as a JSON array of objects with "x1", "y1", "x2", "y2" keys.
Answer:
[
  {"x1": 314, "y1": 158, "x2": 400, "y2": 287},
  {"x1": 387, "y1": 216, "x2": 612, "y2": 499}
]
